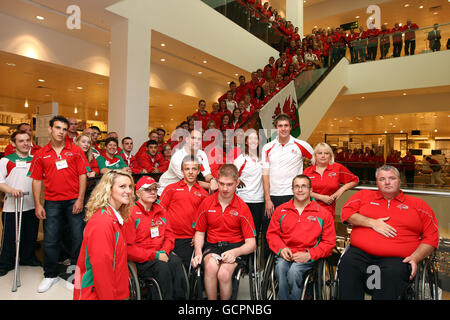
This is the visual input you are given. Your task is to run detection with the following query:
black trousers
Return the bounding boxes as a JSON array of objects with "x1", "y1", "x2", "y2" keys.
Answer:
[
  {"x1": 173, "y1": 238, "x2": 193, "y2": 273},
  {"x1": 0, "y1": 210, "x2": 39, "y2": 270},
  {"x1": 393, "y1": 42, "x2": 402, "y2": 57},
  {"x1": 246, "y1": 202, "x2": 264, "y2": 243},
  {"x1": 262, "y1": 195, "x2": 293, "y2": 262},
  {"x1": 405, "y1": 40, "x2": 416, "y2": 55},
  {"x1": 136, "y1": 252, "x2": 186, "y2": 300},
  {"x1": 338, "y1": 245, "x2": 410, "y2": 300}
]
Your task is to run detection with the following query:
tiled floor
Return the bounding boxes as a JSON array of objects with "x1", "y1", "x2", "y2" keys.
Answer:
[{"x1": 0, "y1": 266, "x2": 73, "y2": 300}]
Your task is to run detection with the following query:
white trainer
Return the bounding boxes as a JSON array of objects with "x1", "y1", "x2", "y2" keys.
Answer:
[{"x1": 37, "y1": 277, "x2": 59, "y2": 293}]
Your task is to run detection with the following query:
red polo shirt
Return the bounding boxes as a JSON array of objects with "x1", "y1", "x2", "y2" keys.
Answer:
[
  {"x1": 194, "y1": 193, "x2": 255, "y2": 244},
  {"x1": 192, "y1": 110, "x2": 210, "y2": 130},
  {"x1": 138, "y1": 152, "x2": 168, "y2": 173},
  {"x1": 341, "y1": 190, "x2": 439, "y2": 258},
  {"x1": 303, "y1": 163, "x2": 359, "y2": 217},
  {"x1": 159, "y1": 180, "x2": 209, "y2": 239},
  {"x1": 28, "y1": 140, "x2": 87, "y2": 201},
  {"x1": 266, "y1": 200, "x2": 336, "y2": 260}
]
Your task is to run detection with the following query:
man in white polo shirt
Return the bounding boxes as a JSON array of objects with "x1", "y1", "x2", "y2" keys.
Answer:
[
  {"x1": 261, "y1": 114, "x2": 314, "y2": 260},
  {"x1": 0, "y1": 130, "x2": 40, "y2": 276},
  {"x1": 158, "y1": 129, "x2": 218, "y2": 195}
]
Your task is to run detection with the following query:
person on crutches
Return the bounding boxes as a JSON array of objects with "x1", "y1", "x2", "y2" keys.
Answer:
[{"x1": 0, "y1": 130, "x2": 40, "y2": 281}]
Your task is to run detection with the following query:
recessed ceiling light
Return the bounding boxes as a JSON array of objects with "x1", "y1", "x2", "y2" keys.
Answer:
[
  {"x1": 169, "y1": 104, "x2": 173, "y2": 107},
  {"x1": 67, "y1": 88, "x2": 74, "y2": 92},
  {"x1": 433, "y1": 12, "x2": 438, "y2": 15},
  {"x1": 419, "y1": 5, "x2": 424, "y2": 8},
  {"x1": 399, "y1": 23, "x2": 403, "y2": 26},
  {"x1": 96, "y1": 82, "x2": 104, "y2": 85},
  {"x1": 235, "y1": 73, "x2": 239, "y2": 76},
  {"x1": 434, "y1": 129, "x2": 438, "y2": 132},
  {"x1": 44, "y1": 94, "x2": 51, "y2": 97},
  {"x1": 384, "y1": 131, "x2": 388, "y2": 133},
  {"x1": 203, "y1": 60, "x2": 207, "y2": 64},
  {"x1": 402, "y1": 92, "x2": 407, "y2": 96},
  {"x1": 355, "y1": 16, "x2": 360, "y2": 19},
  {"x1": 160, "y1": 58, "x2": 166, "y2": 62},
  {"x1": 361, "y1": 96, "x2": 365, "y2": 99},
  {"x1": 36, "y1": 16, "x2": 45, "y2": 20},
  {"x1": 6, "y1": 62, "x2": 16, "y2": 66},
  {"x1": 161, "y1": 43, "x2": 166, "y2": 47},
  {"x1": 404, "y1": 4, "x2": 410, "y2": 7},
  {"x1": 38, "y1": 79, "x2": 45, "y2": 82},
  {"x1": 95, "y1": 110, "x2": 98, "y2": 116},
  {"x1": 170, "y1": 118, "x2": 174, "y2": 121},
  {"x1": 74, "y1": 107, "x2": 78, "y2": 114},
  {"x1": 400, "y1": 130, "x2": 403, "y2": 133},
  {"x1": 77, "y1": 86, "x2": 83, "y2": 90},
  {"x1": 197, "y1": 71, "x2": 202, "y2": 75}
]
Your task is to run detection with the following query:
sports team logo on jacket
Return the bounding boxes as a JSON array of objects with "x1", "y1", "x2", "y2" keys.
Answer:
[
  {"x1": 397, "y1": 204, "x2": 409, "y2": 210},
  {"x1": 230, "y1": 209, "x2": 239, "y2": 216},
  {"x1": 328, "y1": 172, "x2": 337, "y2": 177},
  {"x1": 307, "y1": 215, "x2": 317, "y2": 222}
]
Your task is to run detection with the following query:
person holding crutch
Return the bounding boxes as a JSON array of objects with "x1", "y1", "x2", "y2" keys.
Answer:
[{"x1": 0, "y1": 130, "x2": 40, "y2": 277}]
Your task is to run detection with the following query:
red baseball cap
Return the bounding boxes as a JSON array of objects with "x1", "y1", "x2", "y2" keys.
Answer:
[{"x1": 136, "y1": 176, "x2": 159, "y2": 191}]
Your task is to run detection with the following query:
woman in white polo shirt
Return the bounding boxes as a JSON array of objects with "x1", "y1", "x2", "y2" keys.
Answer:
[{"x1": 233, "y1": 130, "x2": 264, "y2": 242}]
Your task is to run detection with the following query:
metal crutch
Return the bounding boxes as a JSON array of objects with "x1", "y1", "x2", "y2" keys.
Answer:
[{"x1": 11, "y1": 191, "x2": 28, "y2": 292}]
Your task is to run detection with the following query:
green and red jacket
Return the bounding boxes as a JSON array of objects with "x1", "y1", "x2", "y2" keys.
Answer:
[
  {"x1": 73, "y1": 206, "x2": 129, "y2": 300},
  {"x1": 266, "y1": 199, "x2": 336, "y2": 261}
]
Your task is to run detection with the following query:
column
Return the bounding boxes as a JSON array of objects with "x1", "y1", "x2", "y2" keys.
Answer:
[
  {"x1": 108, "y1": 19, "x2": 151, "y2": 149},
  {"x1": 286, "y1": 0, "x2": 304, "y2": 38}
]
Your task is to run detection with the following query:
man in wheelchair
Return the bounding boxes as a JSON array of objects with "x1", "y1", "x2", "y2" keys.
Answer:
[
  {"x1": 191, "y1": 164, "x2": 256, "y2": 300},
  {"x1": 125, "y1": 176, "x2": 186, "y2": 300},
  {"x1": 266, "y1": 174, "x2": 336, "y2": 300},
  {"x1": 338, "y1": 165, "x2": 439, "y2": 300}
]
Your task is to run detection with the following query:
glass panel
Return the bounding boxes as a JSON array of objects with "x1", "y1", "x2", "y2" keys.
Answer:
[
  {"x1": 345, "y1": 22, "x2": 450, "y2": 63},
  {"x1": 201, "y1": 0, "x2": 290, "y2": 51}
]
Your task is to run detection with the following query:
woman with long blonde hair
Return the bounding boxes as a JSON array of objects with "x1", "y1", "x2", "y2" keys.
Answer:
[
  {"x1": 74, "y1": 169, "x2": 135, "y2": 300},
  {"x1": 75, "y1": 133, "x2": 99, "y2": 177}
]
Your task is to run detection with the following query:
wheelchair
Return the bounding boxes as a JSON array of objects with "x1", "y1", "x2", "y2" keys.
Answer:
[
  {"x1": 329, "y1": 243, "x2": 441, "y2": 300},
  {"x1": 128, "y1": 258, "x2": 190, "y2": 300},
  {"x1": 261, "y1": 251, "x2": 335, "y2": 300},
  {"x1": 189, "y1": 250, "x2": 260, "y2": 300}
]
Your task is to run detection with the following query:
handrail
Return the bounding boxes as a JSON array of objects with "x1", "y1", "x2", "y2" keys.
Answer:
[
  {"x1": 346, "y1": 21, "x2": 450, "y2": 46},
  {"x1": 354, "y1": 185, "x2": 450, "y2": 197}
]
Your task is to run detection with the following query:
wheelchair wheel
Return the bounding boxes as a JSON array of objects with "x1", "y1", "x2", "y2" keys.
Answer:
[
  {"x1": 316, "y1": 258, "x2": 335, "y2": 300},
  {"x1": 128, "y1": 262, "x2": 141, "y2": 300},
  {"x1": 145, "y1": 277, "x2": 163, "y2": 300},
  {"x1": 189, "y1": 267, "x2": 204, "y2": 300},
  {"x1": 261, "y1": 253, "x2": 278, "y2": 300},
  {"x1": 417, "y1": 258, "x2": 440, "y2": 300},
  {"x1": 248, "y1": 252, "x2": 260, "y2": 300}
]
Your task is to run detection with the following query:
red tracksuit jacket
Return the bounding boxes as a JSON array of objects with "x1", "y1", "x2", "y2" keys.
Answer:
[
  {"x1": 125, "y1": 202, "x2": 175, "y2": 263},
  {"x1": 73, "y1": 206, "x2": 129, "y2": 300},
  {"x1": 266, "y1": 200, "x2": 336, "y2": 261}
]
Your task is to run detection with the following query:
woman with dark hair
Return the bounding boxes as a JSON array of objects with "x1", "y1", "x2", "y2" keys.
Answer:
[
  {"x1": 96, "y1": 138, "x2": 129, "y2": 174},
  {"x1": 220, "y1": 113, "x2": 232, "y2": 131},
  {"x1": 219, "y1": 99, "x2": 231, "y2": 116},
  {"x1": 233, "y1": 130, "x2": 264, "y2": 241},
  {"x1": 231, "y1": 107, "x2": 243, "y2": 130},
  {"x1": 252, "y1": 85, "x2": 265, "y2": 109}
]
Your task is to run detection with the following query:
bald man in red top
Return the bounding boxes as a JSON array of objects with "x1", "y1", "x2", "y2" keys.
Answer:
[{"x1": 338, "y1": 165, "x2": 439, "y2": 300}]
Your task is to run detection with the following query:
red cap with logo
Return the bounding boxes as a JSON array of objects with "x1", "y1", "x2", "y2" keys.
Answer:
[{"x1": 136, "y1": 176, "x2": 159, "y2": 191}]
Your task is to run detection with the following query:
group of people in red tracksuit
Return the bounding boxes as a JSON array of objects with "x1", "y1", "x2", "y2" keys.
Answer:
[{"x1": 70, "y1": 112, "x2": 439, "y2": 301}]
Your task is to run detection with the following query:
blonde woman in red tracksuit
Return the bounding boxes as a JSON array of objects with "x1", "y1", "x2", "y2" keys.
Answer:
[{"x1": 73, "y1": 169, "x2": 135, "y2": 300}]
